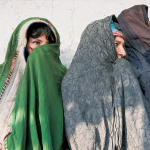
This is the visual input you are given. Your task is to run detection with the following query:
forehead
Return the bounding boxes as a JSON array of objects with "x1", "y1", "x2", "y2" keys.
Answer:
[
  {"x1": 114, "y1": 36, "x2": 125, "y2": 44},
  {"x1": 28, "y1": 34, "x2": 49, "y2": 42}
]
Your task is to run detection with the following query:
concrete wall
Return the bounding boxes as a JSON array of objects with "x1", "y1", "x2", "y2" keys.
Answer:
[{"x1": 0, "y1": 0, "x2": 150, "y2": 68}]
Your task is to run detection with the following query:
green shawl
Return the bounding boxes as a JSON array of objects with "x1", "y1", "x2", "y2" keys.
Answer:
[{"x1": 0, "y1": 18, "x2": 67, "y2": 150}]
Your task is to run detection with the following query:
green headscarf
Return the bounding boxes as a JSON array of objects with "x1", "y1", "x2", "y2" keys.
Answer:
[{"x1": 0, "y1": 18, "x2": 67, "y2": 150}]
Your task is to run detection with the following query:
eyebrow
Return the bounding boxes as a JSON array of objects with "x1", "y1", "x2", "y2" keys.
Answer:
[
  {"x1": 115, "y1": 40, "x2": 125, "y2": 46},
  {"x1": 32, "y1": 39, "x2": 42, "y2": 42}
]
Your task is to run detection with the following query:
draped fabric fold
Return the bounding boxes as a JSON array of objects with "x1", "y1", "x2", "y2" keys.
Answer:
[
  {"x1": 6, "y1": 44, "x2": 67, "y2": 150},
  {"x1": 117, "y1": 5, "x2": 150, "y2": 104},
  {"x1": 62, "y1": 15, "x2": 150, "y2": 150}
]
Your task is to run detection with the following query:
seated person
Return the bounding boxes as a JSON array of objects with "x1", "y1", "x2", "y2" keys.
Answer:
[
  {"x1": 118, "y1": 5, "x2": 150, "y2": 104},
  {"x1": 0, "y1": 18, "x2": 67, "y2": 149},
  {"x1": 62, "y1": 15, "x2": 150, "y2": 149}
]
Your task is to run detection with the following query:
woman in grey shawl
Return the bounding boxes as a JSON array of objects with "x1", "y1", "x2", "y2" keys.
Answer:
[{"x1": 62, "y1": 15, "x2": 150, "y2": 150}]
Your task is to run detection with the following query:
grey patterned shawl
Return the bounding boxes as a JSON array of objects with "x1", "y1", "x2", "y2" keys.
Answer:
[{"x1": 62, "y1": 15, "x2": 150, "y2": 150}]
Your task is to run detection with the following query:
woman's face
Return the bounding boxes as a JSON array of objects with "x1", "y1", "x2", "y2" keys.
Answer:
[
  {"x1": 114, "y1": 36, "x2": 126, "y2": 58},
  {"x1": 27, "y1": 34, "x2": 50, "y2": 55}
]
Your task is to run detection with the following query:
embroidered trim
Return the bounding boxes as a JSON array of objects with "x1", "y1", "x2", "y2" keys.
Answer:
[
  {"x1": 0, "y1": 51, "x2": 18, "y2": 100},
  {"x1": 0, "y1": 127, "x2": 12, "y2": 150},
  {"x1": 4, "y1": 127, "x2": 12, "y2": 141}
]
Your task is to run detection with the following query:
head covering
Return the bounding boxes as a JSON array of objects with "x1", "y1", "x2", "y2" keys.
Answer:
[
  {"x1": 118, "y1": 5, "x2": 150, "y2": 104},
  {"x1": 62, "y1": 15, "x2": 150, "y2": 149},
  {"x1": 0, "y1": 18, "x2": 67, "y2": 149},
  {"x1": 110, "y1": 20, "x2": 124, "y2": 39}
]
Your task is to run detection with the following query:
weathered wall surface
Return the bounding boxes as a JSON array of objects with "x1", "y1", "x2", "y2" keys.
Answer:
[{"x1": 0, "y1": 0, "x2": 150, "y2": 68}]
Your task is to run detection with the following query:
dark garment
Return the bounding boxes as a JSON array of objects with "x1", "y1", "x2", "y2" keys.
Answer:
[
  {"x1": 118, "y1": 5, "x2": 150, "y2": 104},
  {"x1": 62, "y1": 15, "x2": 150, "y2": 149}
]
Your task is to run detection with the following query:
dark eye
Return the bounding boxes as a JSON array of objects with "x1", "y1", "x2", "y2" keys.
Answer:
[
  {"x1": 34, "y1": 41, "x2": 40, "y2": 45},
  {"x1": 115, "y1": 43, "x2": 118, "y2": 47}
]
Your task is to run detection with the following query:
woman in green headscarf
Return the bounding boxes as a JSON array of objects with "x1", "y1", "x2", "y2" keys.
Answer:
[{"x1": 0, "y1": 17, "x2": 67, "y2": 150}]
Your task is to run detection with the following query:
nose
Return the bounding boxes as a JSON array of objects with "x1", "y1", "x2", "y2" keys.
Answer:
[{"x1": 117, "y1": 46, "x2": 126, "y2": 58}]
